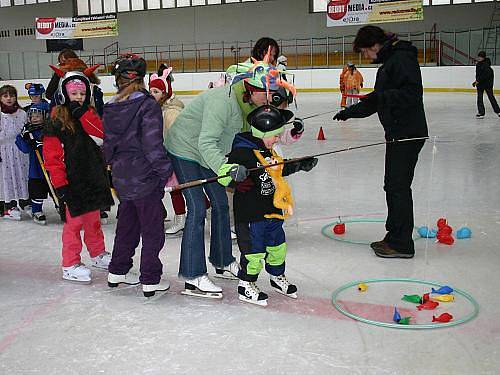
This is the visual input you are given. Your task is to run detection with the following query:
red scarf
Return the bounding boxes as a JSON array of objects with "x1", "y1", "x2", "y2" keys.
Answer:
[{"x1": 0, "y1": 102, "x2": 20, "y2": 114}]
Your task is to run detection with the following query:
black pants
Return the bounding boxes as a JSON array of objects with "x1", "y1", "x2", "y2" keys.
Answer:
[
  {"x1": 477, "y1": 87, "x2": 500, "y2": 115},
  {"x1": 383, "y1": 140, "x2": 425, "y2": 253}
]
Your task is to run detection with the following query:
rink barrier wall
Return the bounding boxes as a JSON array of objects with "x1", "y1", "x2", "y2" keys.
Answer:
[{"x1": 3, "y1": 66, "x2": 499, "y2": 100}]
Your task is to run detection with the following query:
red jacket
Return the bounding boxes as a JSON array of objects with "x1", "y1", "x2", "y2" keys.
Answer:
[{"x1": 43, "y1": 109, "x2": 104, "y2": 189}]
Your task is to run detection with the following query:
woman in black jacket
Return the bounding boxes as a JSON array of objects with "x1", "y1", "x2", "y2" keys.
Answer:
[
  {"x1": 473, "y1": 51, "x2": 499, "y2": 118},
  {"x1": 333, "y1": 25, "x2": 428, "y2": 259}
]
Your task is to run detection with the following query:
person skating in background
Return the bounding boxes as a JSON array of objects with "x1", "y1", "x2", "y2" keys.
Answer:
[
  {"x1": 23, "y1": 83, "x2": 49, "y2": 113},
  {"x1": 473, "y1": 51, "x2": 499, "y2": 119},
  {"x1": 43, "y1": 65, "x2": 113, "y2": 283},
  {"x1": 0, "y1": 85, "x2": 29, "y2": 220},
  {"x1": 344, "y1": 63, "x2": 364, "y2": 107},
  {"x1": 224, "y1": 105, "x2": 318, "y2": 306},
  {"x1": 15, "y1": 102, "x2": 52, "y2": 225},
  {"x1": 104, "y1": 54, "x2": 173, "y2": 297},
  {"x1": 276, "y1": 55, "x2": 288, "y2": 81},
  {"x1": 333, "y1": 25, "x2": 428, "y2": 259}
]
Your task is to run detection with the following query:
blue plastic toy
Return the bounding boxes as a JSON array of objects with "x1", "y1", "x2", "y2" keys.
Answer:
[
  {"x1": 418, "y1": 226, "x2": 437, "y2": 238},
  {"x1": 393, "y1": 307, "x2": 401, "y2": 323},
  {"x1": 456, "y1": 227, "x2": 472, "y2": 239},
  {"x1": 431, "y1": 286, "x2": 454, "y2": 295}
]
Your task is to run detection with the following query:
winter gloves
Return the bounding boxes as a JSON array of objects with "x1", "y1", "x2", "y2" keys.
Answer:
[
  {"x1": 21, "y1": 124, "x2": 43, "y2": 150},
  {"x1": 333, "y1": 110, "x2": 349, "y2": 121},
  {"x1": 217, "y1": 163, "x2": 249, "y2": 186},
  {"x1": 290, "y1": 118, "x2": 304, "y2": 137},
  {"x1": 55, "y1": 185, "x2": 69, "y2": 222},
  {"x1": 69, "y1": 101, "x2": 88, "y2": 120},
  {"x1": 283, "y1": 157, "x2": 318, "y2": 176}
]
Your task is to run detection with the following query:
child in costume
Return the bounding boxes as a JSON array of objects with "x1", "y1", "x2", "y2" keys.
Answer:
[
  {"x1": 15, "y1": 102, "x2": 52, "y2": 225},
  {"x1": 104, "y1": 54, "x2": 173, "y2": 297},
  {"x1": 0, "y1": 85, "x2": 29, "y2": 220},
  {"x1": 223, "y1": 105, "x2": 318, "y2": 306},
  {"x1": 344, "y1": 63, "x2": 364, "y2": 107},
  {"x1": 43, "y1": 65, "x2": 114, "y2": 283}
]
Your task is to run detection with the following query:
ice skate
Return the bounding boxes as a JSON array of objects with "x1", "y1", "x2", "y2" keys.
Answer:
[
  {"x1": 181, "y1": 274, "x2": 223, "y2": 299},
  {"x1": 270, "y1": 274, "x2": 297, "y2": 299},
  {"x1": 230, "y1": 226, "x2": 237, "y2": 241},
  {"x1": 238, "y1": 280, "x2": 268, "y2": 307},
  {"x1": 476, "y1": 114, "x2": 485, "y2": 119},
  {"x1": 165, "y1": 214, "x2": 185, "y2": 236},
  {"x1": 100, "y1": 211, "x2": 109, "y2": 225},
  {"x1": 91, "y1": 251, "x2": 111, "y2": 270},
  {"x1": 3, "y1": 207, "x2": 21, "y2": 221},
  {"x1": 22, "y1": 205, "x2": 32, "y2": 216},
  {"x1": 214, "y1": 260, "x2": 240, "y2": 280},
  {"x1": 107, "y1": 271, "x2": 140, "y2": 287},
  {"x1": 142, "y1": 279, "x2": 170, "y2": 298},
  {"x1": 62, "y1": 263, "x2": 91, "y2": 284},
  {"x1": 32, "y1": 212, "x2": 47, "y2": 225}
]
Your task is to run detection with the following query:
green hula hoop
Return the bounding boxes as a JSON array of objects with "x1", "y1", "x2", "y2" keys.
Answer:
[
  {"x1": 332, "y1": 278, "x2": 479, "y2": 329},
  {"x1": 321, "y1": 217, "x2": 421, "y2": 245}
]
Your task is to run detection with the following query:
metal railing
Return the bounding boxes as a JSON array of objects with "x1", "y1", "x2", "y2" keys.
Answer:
[{"x1": 0, "y1": 27, "x2": 498, "y2": 80}]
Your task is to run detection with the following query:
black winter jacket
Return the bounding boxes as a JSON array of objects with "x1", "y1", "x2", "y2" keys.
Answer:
[
  {"x1": 343, "y1": 39, "x2": 428, "y2": 141},
  {"x1": 227, "y1": 132, "x2": 298, "y2": 223},
  {"x1": 476, "y1": 58, "x2": 494, "y2": 90}
]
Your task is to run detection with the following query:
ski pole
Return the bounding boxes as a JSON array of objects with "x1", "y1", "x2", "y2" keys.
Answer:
[{"x1": 165, "y1": 136, "x2": 429, "y2": 192}]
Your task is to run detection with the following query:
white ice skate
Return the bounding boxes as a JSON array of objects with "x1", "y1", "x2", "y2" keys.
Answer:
[
  {"x1": 214, "y1": 260, "x2": 240, "y2": 280},
  {"x1": 230, "y1": 227, "x2": 237, "y2": 241},
  {"x1": 22, "y1": 205, "x2": 32, "y2": 216},
  {"x1": 3, "y1": 207, "x2": 21, "y2": 221},
  {"x1": 32, "y1": 212, "x2": 47, "y2": 225},
  {"x1": 165, "y1": 214, "x2": 185, "y2": 236},
  {"x1": 62, "y1": 263, "x2": 91, "y2": 284},
  {"x1": 142, "y1": 279, "x2": 170, "y2": 298},
  {"x1": 107, "y1": 272, "x2": 140, "y2": 287},
  {"x1": 238, "y1": 280, "x2": 268, "y2": 307},
  {"x1": 91, "y1": 251, "x2": 111, "y2": 270},
  {"x1": 270, "y1": 274, "x2": 297, "y2": 299},
  {"x1": 182, "y1": 274, "x2": 223, "y2": 299}
]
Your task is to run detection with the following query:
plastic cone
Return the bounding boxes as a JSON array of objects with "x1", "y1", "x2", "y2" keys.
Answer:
[{"x1": 317, "y1": 126, "x2": 326, "y2": 140}]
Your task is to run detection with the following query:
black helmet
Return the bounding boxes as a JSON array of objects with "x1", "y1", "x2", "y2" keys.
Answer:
[
  {"x1": 270, "y1": 87, "x2": 294, "y2": 107},
  {"x1": 247, "y1": 104, "x2": 294, "y2": 138},
  {"x1": 111, "y1": 54, "x2": 147, "y2": 80}
]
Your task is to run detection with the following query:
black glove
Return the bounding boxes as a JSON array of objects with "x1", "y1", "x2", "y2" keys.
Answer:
[
  {"x1": 229, "y1": 164, "x2": 249, "y2": 182},
  {"x1": 22, "y1": 128, "x2": 42, "y2": 150},
  {"x1": 298, "y1": 157, "x2": 318, "y2": 172},
  {"x1": 290, "y1": 118, "x2": 304, "y2": 137},
  {"x1": 333, "y1": 110, "x2": 349, "y2": 121},
  {"x1": 55, "y1": 185, "x2": 69, "y2": 203},
  {"x1": 69, "y1": 101, "x2": 88, "y2": 120}
]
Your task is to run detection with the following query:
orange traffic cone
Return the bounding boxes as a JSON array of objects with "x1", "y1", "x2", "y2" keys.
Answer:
[{"x1": 317, "y1": 126, "x2": 326, "y2": 141}]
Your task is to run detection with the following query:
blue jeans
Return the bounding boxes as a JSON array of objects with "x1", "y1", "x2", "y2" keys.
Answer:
[{"x1": 169, "y1": 153, "x2": 235, "y2": 278}]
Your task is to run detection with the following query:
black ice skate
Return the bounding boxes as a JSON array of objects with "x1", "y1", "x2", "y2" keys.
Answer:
[
  {"x1": 238, "y1": 280, "x2": 268, "y2": 307},
  {"x1": 270, "y1": 274, "x2": 297, "y2": 299}
]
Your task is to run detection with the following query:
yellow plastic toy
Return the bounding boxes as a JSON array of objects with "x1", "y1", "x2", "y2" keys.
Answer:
[
  {"x1": 431, "y1": 294, "x2": 455, "y2": 302},
  {"x1": 253, "y1": 149, "x2": 294, "y2": 220},
  {"x1": 358, "y1": 283, "x2": 368, "y2": 292}
]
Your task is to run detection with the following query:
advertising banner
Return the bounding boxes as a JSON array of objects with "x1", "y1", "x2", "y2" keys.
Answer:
[
  {"x1": 327, "y1": 0, "x2": 423, "y2": 27},
  {"x1": 36, "y1": 14, "x2": 118, "y2": 39}
]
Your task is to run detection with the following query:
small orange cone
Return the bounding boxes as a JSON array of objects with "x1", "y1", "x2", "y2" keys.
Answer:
[{"x1": 317, "y1": 126, "x2": 326, "y2": 140}]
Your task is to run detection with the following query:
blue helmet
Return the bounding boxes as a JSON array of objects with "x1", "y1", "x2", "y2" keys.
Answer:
[
  {"x1": 28, "y1": 101, "x2": 49, "y2": 120},
  {"x1": 25, "y1": 83, "x2": 46, "y2": 97}
]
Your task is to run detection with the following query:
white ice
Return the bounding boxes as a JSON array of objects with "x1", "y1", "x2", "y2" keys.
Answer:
[{"x1": 1, "y1": 92, "x2": 500, "y2": 374}]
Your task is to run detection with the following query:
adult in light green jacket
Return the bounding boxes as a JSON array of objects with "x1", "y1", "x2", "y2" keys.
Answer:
[{"x1": 165, "y1": 67, "x2": 281, "y2": 298}]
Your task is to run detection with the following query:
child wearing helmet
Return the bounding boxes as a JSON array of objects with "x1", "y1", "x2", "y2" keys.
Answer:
[
  {"x1": 42, "y1": 65, "x2": 114, "y2": 283},
  {"x1": 15, "y1": 101, "x2": 51, "y2": 225},
  {"x1": 103, "y1": 54, "x2": 174, "y2": 298},
  {"x1": 224, "y1": 105, "x2": 318, "y2": 306},
  {"x1": 23, "y1": 83, "x2": 49, "y2": 113}
]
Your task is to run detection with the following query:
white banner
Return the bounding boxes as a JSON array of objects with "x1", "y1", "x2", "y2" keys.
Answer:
[{"x1": 36, "y1": 14, "x2": 118, "y2": 39}]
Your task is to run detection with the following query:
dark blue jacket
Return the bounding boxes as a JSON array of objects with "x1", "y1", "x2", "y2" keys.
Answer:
[
  {"x1": 103, "y1": 91, "x2": 173, "y2": 201},
  {"x1": 15, "y1": 128, "x2": 44, "y2": 180}
]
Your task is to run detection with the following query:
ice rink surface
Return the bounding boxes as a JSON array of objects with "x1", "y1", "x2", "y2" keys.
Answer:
[{"x1": 1, "y1": 92, "x2": 500, "y2": 374}]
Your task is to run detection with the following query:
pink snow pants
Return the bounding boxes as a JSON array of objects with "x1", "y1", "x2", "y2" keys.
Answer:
[{"x1": 62, "y1": 208, "x2": 105, "y2": 267}]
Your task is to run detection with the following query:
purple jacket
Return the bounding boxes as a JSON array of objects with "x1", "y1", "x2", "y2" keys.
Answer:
[{"x1": 103, "y1": 92, "x2": 173, "y2": 200}]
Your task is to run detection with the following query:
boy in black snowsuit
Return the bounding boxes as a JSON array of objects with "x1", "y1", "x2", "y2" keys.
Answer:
[
  {"x1": 224, "y1": 105, "x2": 317, "y2": 306},
  {"x1": 473, "y1": 51, "x2": 499, "y2": 118}
]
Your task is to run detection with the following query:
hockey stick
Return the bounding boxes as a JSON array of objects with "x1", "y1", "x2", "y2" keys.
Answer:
[
  {"x1": 28, "y1": 133, "x2": 60, "y2": 209},
  {"x1": 165, "y1": 136, "x2": 429, "y2": 192}
]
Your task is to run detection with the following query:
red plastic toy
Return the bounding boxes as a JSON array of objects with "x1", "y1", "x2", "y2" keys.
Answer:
[
  {"x1": 417, "y1": 300, "x2": 439, "y2": 310},
  {"x1": 438, "y1": 235, "x2": 455, "y2": 245},
  {"x1": 432, "y1": 313, "x2": 453, "y2": 323},
  {"x1": 439, "y1": 225, "x2": 453, "y2": 235},
  {"x1": 422, "y1": 293, "x2": 430, "y2": 303},
  {"x1": 333, "y1": 223, "x2": 346, "y2": 235}
]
